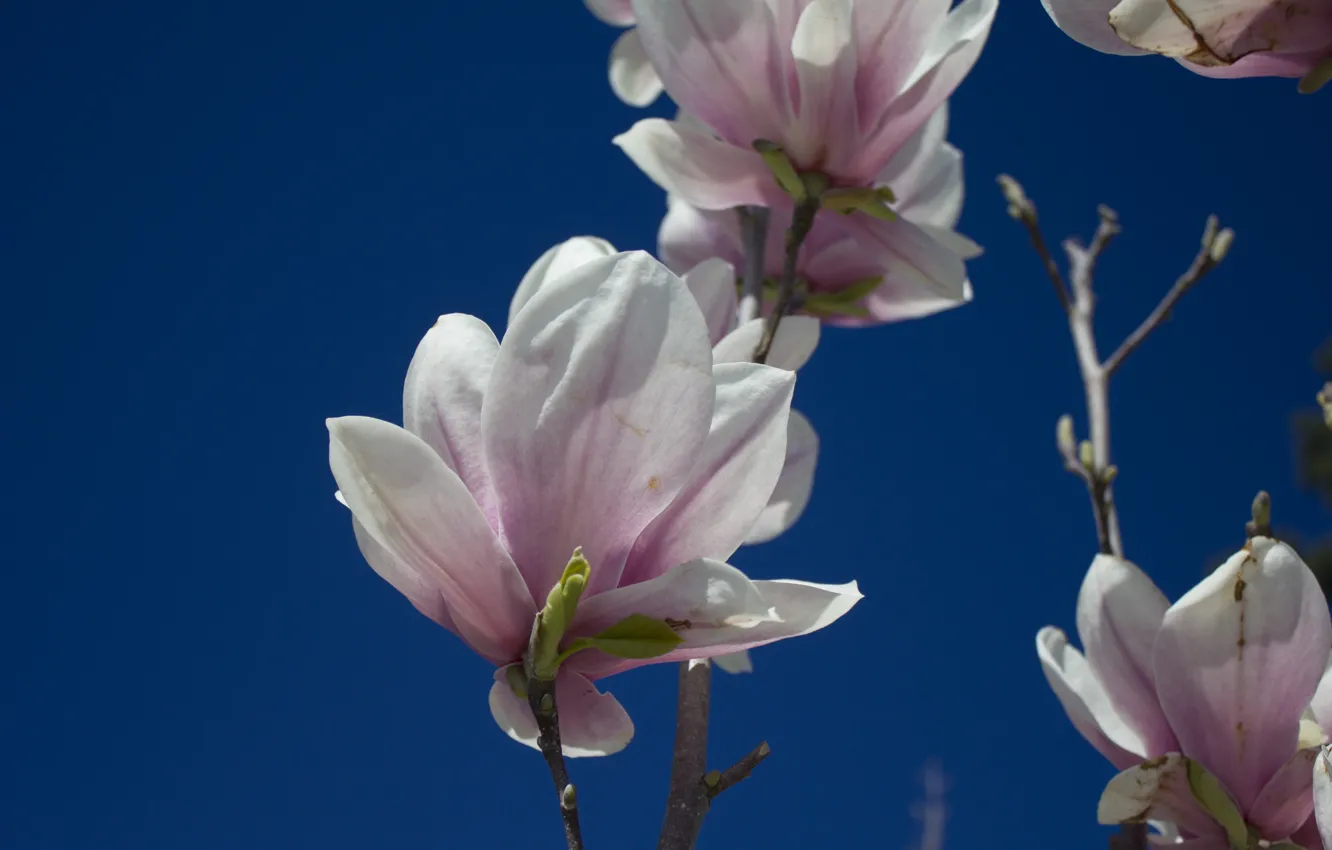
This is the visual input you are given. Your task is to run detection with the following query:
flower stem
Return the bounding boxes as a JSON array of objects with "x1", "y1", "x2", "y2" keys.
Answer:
[
  {"x1": 527, "y1": 676, "x2": 583, "y2": 850},
  {"x1": 753, "y1": 196, "x2": 819, "y2": 364},
  {"x1": 736, "y1": 206, "x2": 771, "y2": 326}
]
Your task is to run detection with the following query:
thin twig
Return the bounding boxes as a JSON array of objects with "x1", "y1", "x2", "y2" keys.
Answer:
[
  {"x1": 657, "y1": 660, "x2": 712, "y2": 850},
  {"x1": 997, "y1": 175, "x2": 1071, "y2": 313},
  {"x1": 1103, "y1": 216, "x2": 1226, "y2": 376},
  {"x1": 753, "y1": 196, "x2": 819, "y2": 363},
  {"x1": 527, "y1": 676, "x2": 583, "y2": 850},
  {"x1": 704, "y1": 741, "x2": 771, "y2": 799},
  {"x1": 910, "y1": 760, "x2": 948, "y2": 850},
  {"x1": 736, "y1": 206, "x2": 770, "y2": 326}
]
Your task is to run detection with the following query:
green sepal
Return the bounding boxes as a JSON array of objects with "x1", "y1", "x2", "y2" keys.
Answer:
[
  {"x1": 820, "y1": 187, "x2": 896, "y2": 221},
  {"x1": 530, "y1": 548, "x2": 593, "y2": 680},
  {"x1": 753, "y1": 139, "x2": 806, "y2": 201},
  {"x1": 557, "y1": 613, "x2": 684, "y2": 665},
  {"x1": 1185, "y1": 758, "x2": 1248, "y2": 850},
  {"x1": 804, "y1": 276, "x2": 881, "y2": 318}
]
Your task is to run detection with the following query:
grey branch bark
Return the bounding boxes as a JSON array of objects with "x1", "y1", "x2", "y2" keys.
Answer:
[
  {"x1": 657, "y1": 660, "x2": 712, "y2": 850},
  {"x1": 998, "y1": 175, "x2": 1231, "y2": 562},
  {"x1": 736, "y1": 206, "x2": 771, "y2": 326},
  {"x1": 527, "y1": 675, "x2": 584, "y2": 850},
  {"x1": 753, "y1": 196, "x2": 819, "y2": 363}
]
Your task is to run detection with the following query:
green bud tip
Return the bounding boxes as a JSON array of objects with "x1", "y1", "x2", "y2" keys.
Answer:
[
  {"x1": 561, "y1": 784, "x2": 578, "y2": 809},
  {"x1": 540, "y1": 693, "x2": 554, "y2": 713},
  {"x1": 1209, "y1": 228, "x2": 1234, "y2": 263},
  {"x1": 703, "y1": 770, "x2": 722, "y2": 787},
  {"x1": 1056, "y1": 415, "x2": 1075, "y2": 456},
  {"x1": 1078, "y1": 440, "x2": 1095, "y2": 470}
]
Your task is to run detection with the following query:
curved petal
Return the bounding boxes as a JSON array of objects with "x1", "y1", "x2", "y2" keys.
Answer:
[
  {"x1": 623, "y1": 362, "x2": 794, "y2": 582},
  {"x1": 586, "y1": 0, "x2": 636, "y2": 26},
  {"x1": 1180, "y1": 48, "x2": 1330, "y2": 79},
  {"x1": 787, "y1": 0, "x2": 860, "y2": 167},
  {"x1": 658, "y1": 196, "x2": 745, "y2": 275},
  {"x1": 713, "y1": 316, "x2": 820, "y2": 371},
  {"x1": 1077, "y1": 554, "x2": 1177, "y2": 757},
  {"x1": 713, "y1": 650, "x2": 753, "y2": 674},
  {"x1": 896, "y1": 143, "x2": 964, "y2": 230},
  {"x1": 403, "y1": 315, "x2": 501, "y2": 528},
  {"x1": 918, "y1": 223, "x2": 983, "y2": 261},
  {"x1": 1153, "y1": 539, "x2": 1332, "y2": 810},
  {"x1": 572, "y1": 570, "x2": 861, "y2": 678},
  {"x1": 351, "y1": 515, "x2": 460, "y2": 638},
  {"x1": 610, "y1": 28, "x2": 665, "y2": 107},
  {"x1": 628, "y1": 0, "x2": 795, "y2": 148},
  {"x1": 328, "y1": 416, "x2": 535, "y2": 662},
  {"x1": 510, "y1": 237, "x2": 617, "y2": 326},
  {"x1": 842, "y1": 214, "x2": 970, "y2": 318},
  {"x1": 1036, "y1": 626, "x2": 1147, "y2": 768},
  {"x1": 1041, "y1": 0, "x2": 1149, "y2": 55},
  {"x1": 1108, "y1": 0, "x2": 1332, "y2": 64},
  {"x1": 853, "y1": 0, "x2": 996, "y2": 179},
  {"x1": 875, "y1": 103, "x2": 952, "y2": 218},
  {"x1": 488, "y1": 665, "x2": 635, "y2": 757},
  {"x1": 615, "y1": 118, "x2": 779, "y2": 211},
  {"x1": 745, "y1": 408, "x2": 818, "y2": 545},
  {"x1": 1250, "y1": 747, "x2": 1320, "y2": 839},
  {"x1": 681, "y1": 257, "x2": 738, "y2": 346},
  {"x1": 1097, "y1": 754, "x2": 1230, "y2": 842},
  {"x1": 1309, "y1": 654, "x2": 1332, "y2": 735},
  {"x1": 483, "y1": 251, "x2": 716, "y2": 598},
  {"x1": 1316, "y1": 747, "x2": 1332, "y2": 850}
]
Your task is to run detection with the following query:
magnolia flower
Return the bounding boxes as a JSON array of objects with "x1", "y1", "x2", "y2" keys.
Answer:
[
  {"x1": 1037, "y1": 539, "x2": 1332, "y2": 848},
  {"x1": 659, "y1": 104, "x2": 980, "y2": 327},
  {"x1": 1317, "y1": 746, "x2": 1332, "y2": 849},
  {"x1": 1041, "y1": 0, "x2": 1332, "y2": 91},
  {"x1": 511, "y1": 237, "x2": 823, "y2": 675},
  {"x1": 329, "y1": 251, "x2": 860, "y2": 756},
  {"x1": 584, "y1": 0, "x2": 664, "y2": 106},
  {"x1": 615, "y1": 0, "x2": 996, "y2": 323}
]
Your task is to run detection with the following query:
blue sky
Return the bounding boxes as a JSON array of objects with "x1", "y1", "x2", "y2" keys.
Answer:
[{"x1": 4, "y1": 2, "x2": 1331, "y2": 848}]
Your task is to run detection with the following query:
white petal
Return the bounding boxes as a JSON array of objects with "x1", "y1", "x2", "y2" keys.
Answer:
[
  {"x1": 328, "y1": 416, "x2": 535, "y2": 661},
  {"x1": 1042, "y1": 0, "x2": 1149, "y2": 54},
  {"x1": 351, "y1": 516, "x2": 459, "y2": 637},
  {"x1": 615, "y1": 118, "x2": 779, "y2": 211},
  {"x1": 713, "y1": 316, "x2": 820, "y2": 372},
  {"x1": 1316, "y1": 747, "x2": 1332, "y2": 850},
  {"x1": 624, "y1": 362, "x2": 794, "y2": 582},
  {"x1": 713, "y1": 651, "x2": 754, "y2": 674},
  {"x1": 510, "y1": 237, "x2": 617, "y2": 326},
  {"x1": 1098, "y1": 754, "x2": 1231, "y2": 841},
  {"x1": 610, "y1": 28, "x2": 664, "y2": 107},
  {"x1": 488, "y1": 665, "x2": 635, "y2": 757},
  {"x1": 403, "y1": 314, "x2": 501, "y2": 527},
  {"x1": 585, "y1": 0, "x2": 636, "y2": 26},
  {"x1": 483, "y1": 251, "x2": 716, "y2": 597},
  {"x1": 1036, "y1": 626, "x2": 1147, "y2": 767},
  {"x1": 918, "y1": 223, "x2": 983, "y2": 260},
  {"x1": 682, "y1": 257, "x2": 738, "y2": 346},
  {"x1": 745, "y1": 408, "x2": 818, "y2": 545},
  {"x1": 787, "y1": 0, "x2": 859, "y2": 167}
]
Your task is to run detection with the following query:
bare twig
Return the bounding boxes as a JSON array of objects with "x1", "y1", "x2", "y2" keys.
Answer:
[
  {"x1": 754, "y1": 196, "x2": 819, "y2": 363},
  {"x1": 736, "y1": 206, "x2": 771, "y2": 326},
  {"x1": 1103, "y1": 215, "x2": 1229, "y2": 376},
  {"x1": 910, "y1": 760, "x2": 948, "y2": 850},
  {"x1": 527, "y1": 676, "x2": 583, "y2": 850},
  {"x1": 657, "y1": 660, "x2": 712, "y2": 850},
  {"x1": 999, "y1": 176, "x2": 1231, "y2": 562},
  {"x1": 704, "y1": 741, "x2": 771, "y2": 799}
]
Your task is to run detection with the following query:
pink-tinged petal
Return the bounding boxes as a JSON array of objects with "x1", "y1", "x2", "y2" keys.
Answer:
[
  {"x1": 713, "y1": 650, "x2": 753, "y2": 674},
  {"x1": 1316, "y1": 748, "x2": 1332, "y2": 850},
  {"x1": 1295, "y1": 810, "x2": 1326, "y2": 850},
  {"x1": 1153, "y1": 539, "x2": 1332, "y2": 810},
  {"x1": 842, "y1": 214, "x2": 970, "y2": 321},
  {"x1": 1036, "y1": 626, "x2": 1147, "y2": 768},
  {"x1": 918, "y1": 223, "x2": 983, "y2": 261},
  {"x1": 1309, "y1": 656, "x2": 1332, "y2": 734},
  {"x1": 483, "y1": 251, "x2": 716, "y2": 598},
  {"x1": 1097, "y1": 754, "x2": 1230, "y2": 842},
  {"x1": 350, "y1": 516, "x2": 462, "y2": 638},
  {"x1": 787, "y1": 0, "x2": 860, "y2": 168},
  {"x1": 1181, "y1": 48, "x2": 1331, "y2": 79},
  {"x1": 610, "y1": 29, "x2": 664, "y2": 107},
  {"x1": 745, "y1": 408, "x2": 818, "y2": 545},
  {"x1": 851, "y1": 0, "x2": 950, "y2": 139},
  {"x1": 328, "y1": 416, "x2": 535, "y2": 662},
  {"x1": 658, "y1": 196, "x2": 745, "y2": 275},
  {"x1": 682, "y1": 257, "x2": 738, "y2": 346},
  {"x1": 572, "y1": 570, "x2": 861, "y2": 678},
  {"x1": 403, "y1": 315, "x2": 501, "y2": 529},
  {"x1": 623, "y1": 362, "x2": 794, "y2": 582},
  {"x1": 1250, "y1": 747, "x2": 1320, "y2": 839},
  {"x1": 586, "y1": 0, "x2": 635, "y2": 26},
  {"x1": 510, "y1": 237, "x2": 617, "y2": 325},
  {"x1": 853, "y1": 0, "x2": 996, "y2": 180},
  {"x1": 1077, "y1": 554, "x2": 1178, "y2": 757},
  {"x1": 897, "y1": 143, "x2": 964, "y2": 229},
  {"x1": 713, "y1": 316, "x2": 820, "y2": 371},
  {"x1": 1108, "y1": 0, "x2": 1332, "y2": 65},
  {"x1": 615, "y1": 119, "x2": 780, "y2": 211},
  {"x1": 628, "y1": 0, "x2": 795, "y2": 148},
  {"x1": 488, "y1": 665, "x2": 635, "y2": 757},
  {"x1": 1041, "y1": 0, "x2": 1149, "y2": 54}
]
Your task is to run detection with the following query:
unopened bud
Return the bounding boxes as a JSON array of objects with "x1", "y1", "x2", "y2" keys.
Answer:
[
  {"x1": 1056, "y1": 415, "x2": 1076, "y2": 458},
  {"x1": 1103, "y1": 465, "x2": 1118, "y2": 483},
  {"x1": 1209, "y1": 228, "x2": 1234, "y2": 263},
  {"x1": 1247, "y1": 491, "x2": 1272, "y2": 539},
  {"x1": 703, "y1": 770, "x2": 722, "y2": 788},
  {"x1": 1079, "y1": 440, "x2": 1095, "y2": 471},
  {"x1": 753, "y1": 139, "x2": 807, "y2": 201},
  {"x1": 561, "y1": 784, "x2": 578, "y2": 810}
]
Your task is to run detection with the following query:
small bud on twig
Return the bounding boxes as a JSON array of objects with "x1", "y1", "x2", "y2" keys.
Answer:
[
  {"x1": 1209, "y1": 228, "x2": 1234, "y2": 263},
  {"x1": 1079, "y1": 440, "x2": 1095, "y2": 472},
  {"x1": 1056, "y1": 415, "x2": 1076, "y2": 459},
  {"x1": 1245, "y1": 491, "x2": 1273, "y2": 539}
]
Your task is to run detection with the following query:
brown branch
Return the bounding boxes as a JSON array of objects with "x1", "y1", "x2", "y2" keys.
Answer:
[
  {"x1": 527, "y1": 676, "x2": 583, "y2": 850},
  {"x1": 1103, "y1": 215, "x2": 1230, "y2": 376},
  {"x1": 657, "y1": 660, "x2": 712, "y2": 850},
  {"x1": 997, "y1": 174, "x2": 1072, "y2": 314},
  {"x1": 753, "y1": 195, "x2": 819, "y2": 364},
  {"x1": 704, "y1": 741, "x2": 771, "y2": 800}
]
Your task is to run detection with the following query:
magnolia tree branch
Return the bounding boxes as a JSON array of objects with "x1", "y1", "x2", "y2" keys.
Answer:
[
  {"x1": 911, "y1": 760, "x2": 948, "y2": 850},
  {"x1": 754, "y1": 196, "x2": 819, "y2": 363},
  {"x1": 998, "y1": 175, "x2": 1232, "y2": 561},
  {"x1": 527, "y1": 676, "x2": 583, "y2": 850},
  {"x1": 658, "y1": 660, "x2": 712, "y2": 850},
  {"x1": 737, "y1": 206, "x2": 771, "y2": 326}
]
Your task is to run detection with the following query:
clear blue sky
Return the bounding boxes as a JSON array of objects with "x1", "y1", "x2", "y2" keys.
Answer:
[{"x1": 4, "y1": 2, "x2": 1330, "y2": 848}]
